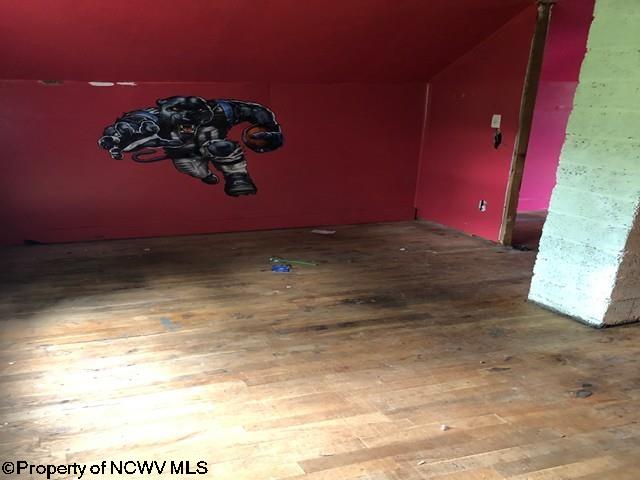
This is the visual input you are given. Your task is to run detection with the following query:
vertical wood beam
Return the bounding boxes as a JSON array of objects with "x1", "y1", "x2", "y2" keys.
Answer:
[{"x1": 499, "y1": 0, "x2": 555, "y2": 245}]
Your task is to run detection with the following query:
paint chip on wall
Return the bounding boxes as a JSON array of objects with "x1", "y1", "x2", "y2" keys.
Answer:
[{"x1": 89, "y1": 81, "x2": 115, "y2": 87}]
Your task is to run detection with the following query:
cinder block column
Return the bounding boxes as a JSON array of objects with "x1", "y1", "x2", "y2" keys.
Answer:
[{"x1": 528, "y1": 0, "x2": 640, "y2": 327}]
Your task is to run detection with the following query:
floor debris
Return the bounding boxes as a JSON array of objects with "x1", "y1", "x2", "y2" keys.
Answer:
[
  {"x1": 269, "y1": 256, "x2": 317, "y2": 266},
  {"x1": 271, "y1": 264, "x2": 291, "y2": 273},
  {"x1": 440, "y1": 424, "x2": 450, "y2": 431},
  {"x1": 575, "y1": 389, "x2": 593, "y2": 398},
  {"x1": 160, "y1": 317, "x2": 180, "y2": 331}
]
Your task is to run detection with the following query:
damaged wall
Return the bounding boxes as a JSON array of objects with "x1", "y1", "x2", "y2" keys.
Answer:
[{"x1": 529, "y1": 0, "x2": 640, "y2": 326}]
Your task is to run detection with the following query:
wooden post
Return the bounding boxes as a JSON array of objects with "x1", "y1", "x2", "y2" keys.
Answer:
[{"x1": 499, "y1": 0, "x2": 555, "y2": 246}]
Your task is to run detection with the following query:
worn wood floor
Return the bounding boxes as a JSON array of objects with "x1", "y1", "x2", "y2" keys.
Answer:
[{"x1": 1, "y1": 222, "x2": 639, "y2": 479}]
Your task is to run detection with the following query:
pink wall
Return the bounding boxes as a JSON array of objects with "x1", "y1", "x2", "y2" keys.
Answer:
[
  {"x1": 517, "y1": 0, "x2": 595, "y2": 212},
  {"x1": 414, "y1": 7, "x2": 536, "y2": 241},
  {"x1": 0, "y1": 82, "x2": 425, "y2": 245}
]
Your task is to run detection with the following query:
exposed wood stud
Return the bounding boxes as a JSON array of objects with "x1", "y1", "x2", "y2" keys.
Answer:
[{"x1": 500, "y1": 0, "x2": 556, "y2": 246}]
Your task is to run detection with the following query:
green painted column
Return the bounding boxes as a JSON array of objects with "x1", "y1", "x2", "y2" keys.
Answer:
[{"x1": 529, "y1": 0, "x2": 640, "y2": 326}]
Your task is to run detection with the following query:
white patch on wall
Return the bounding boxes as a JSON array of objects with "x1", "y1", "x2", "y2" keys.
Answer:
[{"x1": 89, "y1": 81, "x2": 115, "y2": 87}]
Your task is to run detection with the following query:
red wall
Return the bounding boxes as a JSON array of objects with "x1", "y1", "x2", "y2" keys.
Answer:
[
  {"x1": 517, "y1": 0, "x2": 595, "y2": 212},
  {"x1": 0, "y1": 0, "x2": 536, "y2": 245},
  {"x1": 0, "y1": 82, "x2": 425, "y2": 244},
  {"x1": 0, "y1": 0, "x2": 530, "y2": 83},
  {"x1": 414, "y1": 7, "x2": 536, "y2": 241}
]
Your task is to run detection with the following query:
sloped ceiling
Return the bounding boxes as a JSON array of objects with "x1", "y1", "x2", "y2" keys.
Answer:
[{"x1": 0, "y1": 0, "x2": 531, "y2": 82}]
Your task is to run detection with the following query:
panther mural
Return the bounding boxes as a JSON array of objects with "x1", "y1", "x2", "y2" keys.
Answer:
[{"x1": 98, "y1": 96, "x2": 283, "y2": 196}]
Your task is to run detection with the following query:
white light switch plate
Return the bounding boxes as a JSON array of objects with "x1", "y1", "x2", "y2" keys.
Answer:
[{"x1": 491, "y1": 114, "x2": 502, "y2": 129}]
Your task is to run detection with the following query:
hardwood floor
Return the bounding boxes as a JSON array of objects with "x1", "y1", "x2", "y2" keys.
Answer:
[{"x1": 0, "y1": 221, "x2": 638, "y2": 479}]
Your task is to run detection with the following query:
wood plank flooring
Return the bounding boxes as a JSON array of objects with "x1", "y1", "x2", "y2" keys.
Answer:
[{"x1": 0, "y1": 221, "x2": 638, "y2": 479}]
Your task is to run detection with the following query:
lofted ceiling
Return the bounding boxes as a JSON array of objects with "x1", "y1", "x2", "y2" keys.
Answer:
[{"x1": 0, "y1": 0, "x2": 532, "y2": 83}]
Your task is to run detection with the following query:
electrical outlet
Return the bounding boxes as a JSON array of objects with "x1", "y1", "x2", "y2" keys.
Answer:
[
  {"x1": 491, "y1": 114, "x2": 502, "y2": 129},
  {"x1": 478, "y1": 200, "x2": 488, "y2": 212}
]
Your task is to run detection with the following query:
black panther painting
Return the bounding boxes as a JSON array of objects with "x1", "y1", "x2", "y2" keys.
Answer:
[{"x1": 98, "y1": 96, "x2": 283, "y2": 196}]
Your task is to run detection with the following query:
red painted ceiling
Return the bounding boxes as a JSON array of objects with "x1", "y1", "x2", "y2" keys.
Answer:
[{"x1": 0, "y1": 0, "x2": 531, "y2": 82}]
